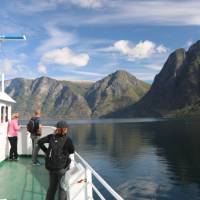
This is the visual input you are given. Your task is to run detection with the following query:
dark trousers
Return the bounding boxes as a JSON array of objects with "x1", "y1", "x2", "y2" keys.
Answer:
[
  {"x1": 30, "y1": 135, "x2": 40, "y2": 163},
  {"x1": 8, "y1": 136, "x2": 18, "y2": 159},
  {"x1": 46, "y1": 171, "x2": 67, "y2": 200}
]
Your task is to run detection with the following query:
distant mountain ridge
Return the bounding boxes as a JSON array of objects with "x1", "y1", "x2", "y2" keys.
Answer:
[
  {"x1": 5, "y1": 77, "x2": 92, "y2": 119},
  {"x1": 86, "y1": 70, "x2": 149, "y2": 117},
  {"x1": 5, "y1": 70, "x2": 150, "y2": 119},
  {"x1": 107, "y1": 40, "x2": 200, "y2": 118}
]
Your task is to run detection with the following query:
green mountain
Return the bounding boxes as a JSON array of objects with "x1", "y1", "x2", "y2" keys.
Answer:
[
  {"x1": 5, "y1": 70, "x2": 150, "y2": 119},
  {"x1": 86, "y1": 70, "x2": 150, "y2": 117}
]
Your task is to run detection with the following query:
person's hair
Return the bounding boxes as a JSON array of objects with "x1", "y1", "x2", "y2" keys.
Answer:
[
  {"x1": 12, "y1": 112, "x2": 19, "y2": 119},
  {"x1": 55, "y1": 127, "x2": 68, "y2": 135},
  {"x1": 35, "y1": 109, "x2": 41, "y2": 116}
]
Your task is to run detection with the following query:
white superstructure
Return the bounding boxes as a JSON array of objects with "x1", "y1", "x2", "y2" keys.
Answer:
[{"x1": 0, "y1": 74, "x2": 15, "y2": 162}]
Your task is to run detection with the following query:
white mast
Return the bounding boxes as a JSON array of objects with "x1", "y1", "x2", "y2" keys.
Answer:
[{"x1": 0, "y1": 35, "x2": 26, "y2": 93}]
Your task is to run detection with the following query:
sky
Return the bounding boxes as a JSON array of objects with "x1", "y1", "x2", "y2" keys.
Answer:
[{"x1": 1, "y1": 0, "x2": 200, "y2": 83}]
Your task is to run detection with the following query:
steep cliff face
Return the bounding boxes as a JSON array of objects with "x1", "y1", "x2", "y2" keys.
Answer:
[
  {"x1": 135, "y1": 48, "x2": 186, "y2": 116},
  {"x1": 172, "y1": 41, "x2": 200, "y2": 109},
  {"x1": 86, "y1": 70, "x2": 150, "y2": 117},
  {"x1": 5, "y1": 70, "x2": 150, "y2": 119},
  {"x1": 109, "y1": 40, "x2": 200, "y2": 117}
]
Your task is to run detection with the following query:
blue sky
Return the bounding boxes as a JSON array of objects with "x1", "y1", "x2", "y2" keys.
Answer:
[{"x1": 1, "y1": 0, "x2": 200, "y2": 83}]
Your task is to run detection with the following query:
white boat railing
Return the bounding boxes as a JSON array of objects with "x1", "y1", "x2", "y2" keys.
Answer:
[
  {"x1": 75, "y1": 152, "x2": 124, "y2": 200},
  {"x1": 4, "y1": 125, "x2": 124, "y2": 200}
]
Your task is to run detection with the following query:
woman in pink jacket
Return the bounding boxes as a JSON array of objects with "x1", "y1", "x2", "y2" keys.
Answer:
[{"x1": 7, "y1": 112, "x2": 21, "y2": 160}]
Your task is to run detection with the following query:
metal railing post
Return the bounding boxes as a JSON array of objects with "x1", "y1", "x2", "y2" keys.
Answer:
[
  {"x1": 85, "y1": 167, "x2": 93, "y2": 199},
  {"x1": 75, "y1": 152, "x2": 124, "y2": 200}
]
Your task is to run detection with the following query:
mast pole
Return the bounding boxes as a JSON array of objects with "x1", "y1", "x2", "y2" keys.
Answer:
[{"x1": 0, "y1": 34, "x2": 26, "y2": 93}]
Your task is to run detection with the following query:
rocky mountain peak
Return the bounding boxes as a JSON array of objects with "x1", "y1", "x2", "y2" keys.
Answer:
[
  {"x1": 35, "y1": 76, "x2": 57, "y2": 83},
  {"x1": 188, "y1": 40, "x2": 200, "y2": 54},
  {"x1": 86, "y1": 70, "x2": 150, "y2": 117},
  {"x1": 112, "y1": 70, "x2": 136, "y2": 79}
]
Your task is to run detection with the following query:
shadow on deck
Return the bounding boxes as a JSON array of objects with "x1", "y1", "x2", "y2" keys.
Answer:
[{"x1": 0, "y1": 157, "x2": 48, "y2": 200}]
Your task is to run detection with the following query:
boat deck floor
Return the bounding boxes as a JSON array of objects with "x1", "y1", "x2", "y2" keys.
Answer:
[{"x1": 0, "y1": 157, "x2": 48, "y2": 200}]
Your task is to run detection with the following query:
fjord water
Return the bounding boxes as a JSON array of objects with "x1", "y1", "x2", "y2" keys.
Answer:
[{"x1": 66, "y1": 118, "x2": 200, "y2": 200}]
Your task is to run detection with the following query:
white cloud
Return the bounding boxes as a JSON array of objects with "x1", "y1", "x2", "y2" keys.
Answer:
[
  {"x1": 51, "y1": 69, "x2": 103, "y2": 81},
  {"x1": 37, "y1": 63, "x2": 47, "y2": 74},
  {"x1": 38, "y1": 47, "x2": 90, "y2": 73},
  {"x1": 0, "y1": 57, "x2": 35, "y2": 78},
  {"x1": 185, "y1": 39, "x2": 193, "y2": 49},
  {"x1": 83, "y1": 0, "x2": 200, "y2": 26},
  {"x1": 70, "y1": 0, "x2": 103, "y2": 8},
  {"x1": 102, "y1": 40, "x2": 167, "y2": 60},
  {"x1": 51, "y1": 69, "x2": 104, "y2": 82},
  {"x1": 0, "y1": 59, "x2": 14, "y2": 75},
  {"x1": 11, "y1": 0, "x2": 103, "y2": 13},
  {"x1": 36, "y1": 25, "x2": 77, "y2": 54},
  {"x1": 11, "y1": 0, "x2": 67, "y2": 13},
  {"x1": 156, "y1": 44, "x2": 168, "y2": 53},
  {"x1": 42, "y1": 47, "x2": 89, "y2": 66},
  {"x1": 144, "y1": 63, "x2": 163, "y2": 71},
  {"x1": 10, "y1": 0, "x2": 200, "y2": 25}
]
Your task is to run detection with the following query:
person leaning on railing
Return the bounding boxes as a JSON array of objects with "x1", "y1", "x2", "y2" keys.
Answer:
[
  {"x1": 7, "y1": 112, "x2": 21, "y2": 161},
  {"x1": 38, "y1": 120, "x2": 75, "y2": 200}
]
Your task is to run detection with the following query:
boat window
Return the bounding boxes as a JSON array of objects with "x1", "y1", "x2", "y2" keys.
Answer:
[
  {"x1": 5, "y1": 106, "x2": 8, "y2": 122},
  {"x1": 1, "y1": 106, "x2": 4, "y2": 123}
]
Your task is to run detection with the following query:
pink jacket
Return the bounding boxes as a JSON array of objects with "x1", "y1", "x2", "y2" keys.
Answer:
[{"x1": 7, "y1": 119, "x2": 21, "y2": 137}]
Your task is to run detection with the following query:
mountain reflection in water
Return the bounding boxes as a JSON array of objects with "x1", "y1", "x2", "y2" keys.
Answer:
[{"x1": 48, "y1": 119, "x2": 200, "y2": 200}]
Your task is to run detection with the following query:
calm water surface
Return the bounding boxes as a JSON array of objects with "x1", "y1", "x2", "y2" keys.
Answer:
[{"x1": 45, "y1": 118, "x2": 200, "y2": 200}]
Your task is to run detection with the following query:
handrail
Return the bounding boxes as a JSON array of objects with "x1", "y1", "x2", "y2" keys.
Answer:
[{"x1": 75, "y1": 152, "x2": 124, "y2": 200}]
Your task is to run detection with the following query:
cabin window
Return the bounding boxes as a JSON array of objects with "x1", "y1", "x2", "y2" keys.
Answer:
[
  {"x1": 1, "y1": 106, "x2": 4, "y2": 123},
  {"x1": 5, "y1": 106, "x2": 8, "y2": 122}
]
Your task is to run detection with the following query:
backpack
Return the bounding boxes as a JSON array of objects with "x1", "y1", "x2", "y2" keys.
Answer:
[
  {"x1": 45, "y1": 134, "x2": 70, "y2": 171},
  {"x1": 27, "y1": 117, "x2": 41, "y2": 136}
]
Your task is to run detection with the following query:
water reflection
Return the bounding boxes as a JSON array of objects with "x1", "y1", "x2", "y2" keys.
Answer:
[
  {"x1": 71, "y1": 123, "x2": 146, "y2": 166},
  {"x1": 69, "y1": 119, "x2": 200, "y2": 199},
  {"x1": 150, "y1": 121, "x2": 200, "y2": 185}
]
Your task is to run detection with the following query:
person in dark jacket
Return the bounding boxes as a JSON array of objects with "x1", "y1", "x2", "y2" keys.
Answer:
[
  {"x1": 38, "y1": 120, "x2": 75, "y2": 200},
  {"x1": 27, "y1": 109, "x2": 43, "y2": 165}
]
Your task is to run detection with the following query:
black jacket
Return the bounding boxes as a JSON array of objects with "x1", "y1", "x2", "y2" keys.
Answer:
[
  {"x1": 38, "y1": 133, "x2": 75, "y2": 172},
  {"x1": 38, "y1": 133, "x2": 74, "y2": 154}
]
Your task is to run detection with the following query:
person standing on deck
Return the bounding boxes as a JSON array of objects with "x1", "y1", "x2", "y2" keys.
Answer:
[
  {"x1": 27, "y1": 109, "x2": 42, "y2": 165},
  {"x1": 38, "y1": 120, "x2": 75, "y2": 200},
  {"x1": 7, "y1": 112, "x2": 21, "y2": 160}
]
